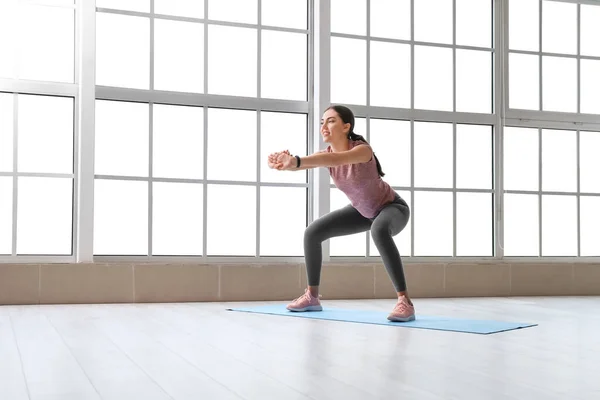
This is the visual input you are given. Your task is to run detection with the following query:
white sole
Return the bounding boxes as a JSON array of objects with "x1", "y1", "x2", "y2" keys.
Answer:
[{"x1": 287, "y1": 305, "x2": 323, "y2": 312}]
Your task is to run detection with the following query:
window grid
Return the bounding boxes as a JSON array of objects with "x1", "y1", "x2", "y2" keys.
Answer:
[
  {"x1": 0, "y1": 93, "x2": 76, "y2": 258},
  {"x1": 506, "y1": 0, "x2": 600, "y2": 121},
  {"x1": 93, "y1": 0, "x2": 310, "y2": 259},
  {"x1": 1, "y1": 0, "x2": 600, "y2": 263},
  {"x1": 329, "y1": 0, "x2": 495, "y2": 258},
  {"x1": 503, "y1": 126, "x2": 600, "y2": 257}
]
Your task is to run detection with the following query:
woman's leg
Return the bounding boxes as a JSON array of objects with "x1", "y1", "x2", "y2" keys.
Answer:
[
  {"x1": 304, "y1": 204, "x2": 372, "y2": 294},
  {"x1": 370, "y1": 201, "x2": 414, "y2": 321},
  {"x1": 370, "y1": 202, "x2": 410, "y2": 293},
  {"x1": 287, "y1": 205, "x2": 371, "y2": 312}
]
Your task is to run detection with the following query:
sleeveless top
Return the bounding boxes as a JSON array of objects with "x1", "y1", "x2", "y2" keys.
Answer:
[{"x1": 326, "y1": 140, "x2": 396, "y2": 218}]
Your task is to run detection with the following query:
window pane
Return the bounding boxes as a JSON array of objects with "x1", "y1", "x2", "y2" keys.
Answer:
[
  {"x1": 456, "y1": 124, "x2": 492, "y2": 190},
  {"x1": 370, "y1": 41, "x2": 410, "y2": 108},
  {"x1": 414, "y1": 0, "x2": 452, "y2": 44},
  {"x1": 153, "y1": 104, "x2": 203, "y2": 180},
  {"x1": 581, "y1": 4, "x2": 600, "y2": 57},
  {"x1": 414, "y1": 191, "x2": 453, "y2": 256},
  {"x1": 580, "y1": 131, "x2": 600, "y2": 194},
  {"x1": 414, "y1": 122, "x2": 453, "y2": 189},
  {"x1": 542, "y1": 56, "x2": 576, "y2": 113},
  {"x1": 504, "y1": 194, "x2": 539, "y2": 256},
  {"x1": 18, "y1": 5, "x2": 74, "y2": 83},
  {"x1": 370, "y1": 190, "x2": 411, "y2": 257},
  {"x1": 96, "y1": 13, "x2": 150, "y2": 89},
  {"x1": 354, "y1": 118, "x2": 367, "y2": 138},
  {"x1": 155, "y1": 0, "x2": 204, "y2": 19},
  {"x1": 581, "y1": 60, "x2": 600, "y2": 115},
  {"x1": 260, "y1": 187, "x2": 306, "y2": 256},
  {"x1": 331, "y1": 0, "x2": 366, "y2": 35},
  {"x1": 261, "y1": 112, "x2": 306, "y2": 184},
  {"x1": 456, "y1": 0, "x2": 492, "y2": 48},
  {"x1": 542, "y1": 0, "x2": 576, "y2": 55},
  {"x1": 331, "y1": 37, "x2": 366, "y2": 105},
  {"x1": 330, "y1": 188, "x2": 366, "y2": 256},
  {"x1": 18, "y1": 95, "x2": 73, "y2": 174},
  {"x1": 581, "y1": 196, "x2": 600, "y2": 256},
  {"x1": 457, "y1": 193, "x2": 493, "y2": 256},
  {"x1": 369, "y1": 119, "x2": 411, "y2": 187},
  {"x1": 94, "y1": 179, "x2": 148, "y2": 255},
  {"x1": 208, "y1": 25, "x2": 257, "y2": 97},
  {"x1": 542, "y1": 195, "x2": 577, "y2": 256},
  {"x1": 262, "y1": 0, "x2": 307, "y2": 30},
  {"x1": 207, "y1": 185, "x2": 255, "y2": 256},
  {"x1": 152, "y1": 182, "x2": 203, "y2": 256},
  {"x1": 154, "y1": 20, "x2": 203, "y2": 93},
  {"x1": 0, "y1": 2, "x2": 17, "y2": 79},
  {"x1": 207, "y1": 108, "x2": 256, "y2": 182},
  {"x1": 261, "y1": 31, "x2": 307, "y2": 101},
  {"x1": 542, "y1": 129, "x2": 577, "y2": 193},
  {"x1": 456, "y1": 50, "x2": 492, "y2": 114},
  {"x1": 0, "y1": 94, "x2": 13, "y2": 172},
  {"x1": 503, "y1": 127, "x2": 538, "y2": 191},
  {"x1": 509, "y1": 53, "x2": 539, "y2": 110},
  {"x1": 414, "y1": 46, "x2": 452, "y2": 112},
  {"x1": 95, "y1": 100, "x2": 149, "y2": 177},
  {"x1": 96, "y1": 0, "x2": 150, "y2": 12},
  {"x1": 509, "y1": 0, "x2": 539, "y2": 51},
  {"x1": 209, "y1": 0, "x2": 257, "y2": 24},
  {"x1": 17, "y1": 177, "x2": 72, "y2": 255},
  {"x1": 370, "y1": 0, "x2": 410, "y2": 40},
  {"x1": 0, "y1": 177, "x2": 12, "y2": 255}
]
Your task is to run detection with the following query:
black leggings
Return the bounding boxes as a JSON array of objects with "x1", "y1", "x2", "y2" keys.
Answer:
[{"x1": 304, "y1": 193, "x2": 411, "y2": 292}]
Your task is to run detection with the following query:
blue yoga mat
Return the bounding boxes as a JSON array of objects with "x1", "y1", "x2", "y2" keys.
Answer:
[{"x1": 227, "y1": 304, "x2": 537, "y2": 335}]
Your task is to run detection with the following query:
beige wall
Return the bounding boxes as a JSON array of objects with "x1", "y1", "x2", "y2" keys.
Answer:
[{"x1": 0, "y1": 262, "x2": 599, "y2": 305}]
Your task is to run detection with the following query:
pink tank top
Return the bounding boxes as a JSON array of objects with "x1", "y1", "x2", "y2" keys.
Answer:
[{"x1": 327, "y1": 140, "x2": 396, "y2": 219}]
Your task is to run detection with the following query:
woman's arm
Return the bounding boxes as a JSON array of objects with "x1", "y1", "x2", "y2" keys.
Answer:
[{"x1": 284, "y1": 145, "x2": 372, "y2": 171}]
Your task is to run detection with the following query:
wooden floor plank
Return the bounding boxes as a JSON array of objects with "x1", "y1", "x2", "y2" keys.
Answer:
[{"x1": 1, "y1": 297, "x2": 598, "y2": 400}]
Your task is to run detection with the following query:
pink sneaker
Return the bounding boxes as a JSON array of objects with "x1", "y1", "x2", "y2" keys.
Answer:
[
  {"x1": 388, "y1": 295, "x2": 415, "y2": 322},
  {"x1": 286, "y1": 289, "x2": 323, "y2": 312}
]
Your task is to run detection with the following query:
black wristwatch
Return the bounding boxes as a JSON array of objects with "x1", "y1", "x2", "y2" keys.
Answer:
[{"x1": 295, "y1": 155, "x2": 301, "y2": 168}]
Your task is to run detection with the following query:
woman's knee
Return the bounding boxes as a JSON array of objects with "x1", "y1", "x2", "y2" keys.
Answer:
[
  {"x1": 370, "y1": 221, "x2": 391, "y2": 243},
  {"x1": 304, "y1": 220, "x2": 326, "y2": 244}
]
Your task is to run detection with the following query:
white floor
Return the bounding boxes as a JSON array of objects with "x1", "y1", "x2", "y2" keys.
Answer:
[{"x1": 1, "y1": 296, "x2": 598, "y2": 400}]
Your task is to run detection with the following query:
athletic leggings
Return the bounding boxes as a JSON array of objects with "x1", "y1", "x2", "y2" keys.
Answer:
[{"x1": 304, "y1": 193, "x2": 411, "y2": 292}]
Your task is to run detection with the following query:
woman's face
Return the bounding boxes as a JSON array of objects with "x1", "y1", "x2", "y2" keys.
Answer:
[{"x1": 320, "y1": 108, "x2": 350, "y2": 143}]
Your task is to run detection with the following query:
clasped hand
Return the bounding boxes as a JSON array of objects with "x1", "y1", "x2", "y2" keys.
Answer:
[{"x1": 267, "y1": 150, "x2": 296, "y2": 171}]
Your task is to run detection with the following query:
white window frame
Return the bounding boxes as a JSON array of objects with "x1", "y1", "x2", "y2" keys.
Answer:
[{"x1": 1, "y1": 0, "x2": 599, "y2": 264}]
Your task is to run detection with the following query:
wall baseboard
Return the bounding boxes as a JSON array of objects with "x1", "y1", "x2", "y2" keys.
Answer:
[{"x1": 0, "y1": 262, "x2": 598, "y2": 305}]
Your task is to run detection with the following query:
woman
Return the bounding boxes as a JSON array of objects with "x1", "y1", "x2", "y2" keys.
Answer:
[{"x1": 268, "y1": 105, "x2": 414, "y2": 322}]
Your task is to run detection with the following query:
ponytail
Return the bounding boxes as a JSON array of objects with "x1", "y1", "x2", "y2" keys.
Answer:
[{"x1": 347, "y1": 131, "x2": 385, "y2": 178}]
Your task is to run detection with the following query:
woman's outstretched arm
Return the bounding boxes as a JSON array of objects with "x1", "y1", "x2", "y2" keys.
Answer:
[{"x1": 273, "y1": 145, "x2": 372, "y2": 171}]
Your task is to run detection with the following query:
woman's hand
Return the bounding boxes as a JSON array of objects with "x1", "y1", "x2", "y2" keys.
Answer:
[
  {"x1": 268, "y1": 150, "x2": 291, "y2": 169},
  {"x1": 275, "y1": 152, "x2": 296, "y2": 170}
]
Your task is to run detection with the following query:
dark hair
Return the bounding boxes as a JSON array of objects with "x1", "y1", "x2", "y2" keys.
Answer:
[{"x1": 325, "y1": 104, "x2": 385, "y2": 177}]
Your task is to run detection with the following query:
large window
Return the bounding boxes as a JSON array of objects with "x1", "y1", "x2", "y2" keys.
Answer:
[
  {"x1": 0, "y1": 0, "x2": 75, "y2": 258},
  {"x1": 328, "y1": 0, "x2": 495, "y2": 258},
  {"x1": 94, "y1": 0, "x2": 309, "y2": 257},
  {"x1": 508, "y1": 0, "x2": 600, "y2": 115},
  {"x1": 504, "y1": 127, "x2": 600, "y2": 257},
  {"x1": 503, "y1": 0, "x2": 600, "y2": 258},
  {"x1": 1, "y1": 0, "x2": 599, "y2": 263}
]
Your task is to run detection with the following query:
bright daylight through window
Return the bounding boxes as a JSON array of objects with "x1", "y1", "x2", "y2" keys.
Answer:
[{"x1": 0, "y1": 0, "x2": 599, "y2": 262}]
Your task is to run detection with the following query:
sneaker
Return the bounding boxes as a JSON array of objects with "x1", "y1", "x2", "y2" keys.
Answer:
[
  {"x1": 387, "y1": 295, "x2": 415, "y2": 322},
  {"x1": 286, "y1": 289, "x2": 323, "y2": 312}
]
